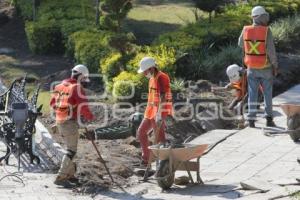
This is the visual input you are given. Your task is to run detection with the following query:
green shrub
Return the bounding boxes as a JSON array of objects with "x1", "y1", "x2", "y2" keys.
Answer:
[
  {"x1": 37, "y1": 0, "x2": 94, "y2": 21},
  {"x1": 127, "y1": 45, "x2": 177, "y2": 77},
  {"x1": 60, "y1": 19, "x2": 93, "y2": 43},
  {"x1": 271, "y1": 14, "x2": 300, "y2": 52},
  {"x1": 67, "y1": 30, "x2": 111, "y2": 73},
  {"x1": 156, "y1": 14, "x2": 249, "y2": 52},
  {"x1": 202, "y1": 45, "x2": 243, "y2": 82},
  {"x1": 100, "y1": 52, "x2": 123, "y2": 84},
  {"x1": 156, "y1": 0, "x2": 300, "y2": 52},
  {"x1": 112, "y1": 71, "x2": 147, "y2": 103},
  {"x1": 13, "y1": 0, "x2": 33, "y2": 20},
  {"x1": 25, "y1": 20, "x2": 64, "y2": 54},
  {"x1": 171, "y1": 78, "x2": 185, "y2": 93}
]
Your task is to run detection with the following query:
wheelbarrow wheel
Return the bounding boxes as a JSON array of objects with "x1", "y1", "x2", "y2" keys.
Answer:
[{"x1": 156, "y1": 159, "x2": 174, "y2": 190}]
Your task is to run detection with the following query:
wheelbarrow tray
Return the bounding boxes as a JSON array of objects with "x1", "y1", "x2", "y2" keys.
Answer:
[
  {"x1": 280, "y1": 104, "x2": 300, "y2": 117},
  {"x1": 149, "y1": 143, "x2": 208, "y2": 162}
]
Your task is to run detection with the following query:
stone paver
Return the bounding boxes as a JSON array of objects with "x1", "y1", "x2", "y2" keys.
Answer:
[{"x1": 1, "y1": 85, "x2": 300, "y2": 199}]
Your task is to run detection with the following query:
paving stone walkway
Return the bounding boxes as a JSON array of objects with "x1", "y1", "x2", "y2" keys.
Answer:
[{"x1": 0, "y1": 85, "x2": 299, "y2": 199}]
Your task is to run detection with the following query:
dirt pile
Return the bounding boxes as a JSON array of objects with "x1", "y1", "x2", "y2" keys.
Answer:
[{"x1": 40, "y1": 78, "x2": 237, "y2": 193}]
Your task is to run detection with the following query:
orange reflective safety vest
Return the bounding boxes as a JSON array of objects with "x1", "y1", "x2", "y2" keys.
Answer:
[
  {"x1": 144, "y1": 71, "x2": 173, "y2": 119},
  {"x1": 231, "y1": 74, "x2": 247, "y2": 100},
  {"x1": 243, "y1": 25, "x2": 268, "y2": 69},
  {"x1": 52, "y1": 82, "x2": 78, "y2": 123}
]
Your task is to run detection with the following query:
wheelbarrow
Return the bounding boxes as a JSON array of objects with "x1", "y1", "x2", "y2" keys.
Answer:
[
  {"x1": 280, "y1": 104, "x2": 300, "y2": 141},
  {"x1": 147, "y1": 143, "x2": 208, "y2": 190}
]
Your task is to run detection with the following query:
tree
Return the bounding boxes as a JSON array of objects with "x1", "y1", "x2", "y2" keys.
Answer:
[
  {"x1": 95, "y1": 0, "x2": 100, "y2": 25},
  {"x1": 193, "y1": 0, "x2": 224, "y2": 23},
  {"x1": 100, "y1": 0, "x2": 132, "y2": 32}
]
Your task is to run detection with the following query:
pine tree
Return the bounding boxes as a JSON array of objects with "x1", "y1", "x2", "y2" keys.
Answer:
[
  {"x1": 193, "y1": 0, "x2": 224, "y2": 23},
  {"x1": 100, "y1": 0, "x2": 132, "y2": 32}
]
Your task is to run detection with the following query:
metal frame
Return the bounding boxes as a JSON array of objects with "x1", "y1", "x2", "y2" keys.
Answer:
[{"x1": 0, "y1": 76, "x2": 42, "y2": 168}]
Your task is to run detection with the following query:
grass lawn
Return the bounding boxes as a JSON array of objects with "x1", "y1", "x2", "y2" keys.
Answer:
[
  {"x1": 37, "y1": 91, "x2": 51, "y2": 114},
  {"x1": 125, "y1": 0, "x2": 205, "y2": 44},
  {"x1": 0, "y1": 55, "x2": 39, "y2": 85},
  {"x1": 0, "y1": 55, "x2": 50, "y2": 114},
  {"x1": 128, "y1": 1, "x2": 199, "y2": 25}
]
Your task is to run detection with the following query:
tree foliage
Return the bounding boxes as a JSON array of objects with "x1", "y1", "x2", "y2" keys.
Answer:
[
  {"x1": 100, "y1": 0, "x2": 133, "y2": 32},
  {"x1": 193, "y1": 0, "x2": 224, "y2": 23}
]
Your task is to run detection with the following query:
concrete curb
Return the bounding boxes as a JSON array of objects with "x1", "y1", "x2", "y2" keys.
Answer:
[{"x1": 35, "y1": 120, "x2": 64, "y2": 166}]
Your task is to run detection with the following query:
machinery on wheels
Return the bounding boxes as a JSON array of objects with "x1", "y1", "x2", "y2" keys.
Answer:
[
  {"x1": 148, "y1": 143, "x2": 208, "y2": 190},
  {"x1": 281, "y1": 104, "x2": 300, "y2": 141},
  {"x1": 0, "y1": 76, "x2": 42, "y2": 171}
]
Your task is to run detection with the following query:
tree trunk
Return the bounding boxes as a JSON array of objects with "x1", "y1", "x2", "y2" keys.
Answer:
[
  {"x1": 209, "y1": 12, "x2": 212, "y2": 23},
  {"x1": 32, "y1": 0, "x2": 36, "y2": 21},
  {"x1": 95, "y1": 0, "x2": 100, "y2": 25}
]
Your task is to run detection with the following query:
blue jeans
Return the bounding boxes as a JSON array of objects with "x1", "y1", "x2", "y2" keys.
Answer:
[{"x1": 247, "y1": 68, "x2": 273, "y2": 120}]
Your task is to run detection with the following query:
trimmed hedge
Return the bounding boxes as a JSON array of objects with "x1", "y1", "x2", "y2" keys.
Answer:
[
  {"x1": 18, "y1": 0, "x2": 95, "y2": 57},
  {"x1": 25, "y1": 20, "x2": 64, "y2": 54},
  {"x1": 67, "y1": 30, "x2": 111, "y2": 73}
]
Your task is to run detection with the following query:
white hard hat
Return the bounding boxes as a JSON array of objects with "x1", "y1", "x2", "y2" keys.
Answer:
[
  {"x1": 251, "y1": 6, "x2": 267, "y2": 17},
  {"x1": 72, "y1": 64, "x2": 90, "y2": 82},
  {"x1": 137, "y1": 57, "x2": 156, "y2": 74},
  {"x1": 226, "y1": 64, "x2": 241, "y2": 83}
]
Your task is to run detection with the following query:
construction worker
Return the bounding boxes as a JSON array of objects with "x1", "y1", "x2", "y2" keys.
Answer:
[
  {"x1": 50, "y1": 64, "x2": 94, "y2": 187},
  {"x1": 238, "y1": 6, "x2": 278, "y2": 128},
  {"x1": 225, "y1": 64, "x2": 247, "y2": 113},
  {"x1": 137, "y1": 57, "x2": 173, "y2": 165}
]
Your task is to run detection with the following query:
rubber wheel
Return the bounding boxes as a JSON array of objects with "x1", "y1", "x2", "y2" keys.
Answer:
[
  {"x1": 156, "y1": 159, "x2": 174, "y2": 190},
  {"x1": 289, "y1": 131, "x2": 300, "y2": 142}
]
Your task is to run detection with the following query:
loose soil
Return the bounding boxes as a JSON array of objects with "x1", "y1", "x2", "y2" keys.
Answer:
[{"x1": 1, "y1": 1, "x2": 300, "y2": 195}]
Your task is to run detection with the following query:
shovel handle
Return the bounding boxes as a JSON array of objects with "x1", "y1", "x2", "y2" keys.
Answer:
[{"x1": 84, "y1": 128, "x2": 115, "y2": 183}]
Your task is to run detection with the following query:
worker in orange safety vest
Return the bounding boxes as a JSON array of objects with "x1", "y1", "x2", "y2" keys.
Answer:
[
  {"x1": 225, "y1": 64, "x2": 248, "y2": 113},
  {"x1": 238, "y1": 6, "x2": 278, "y2": 128},
  {"x1": 50, "y1": 64, "x2": 94, "y2": 188},
  {"x1": 137, "y1": 57, "x2": 173, "y2": 165}
]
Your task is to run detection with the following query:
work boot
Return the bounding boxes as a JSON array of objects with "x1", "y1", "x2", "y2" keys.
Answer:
[
  {"x1": 54, "y1": 176, "x2": 77, "y2": 188},
  {"x1": 67, "y1": 176, "x2": 80, "y2": 185},
  {"x1": 133, "y1": 160, "x2": 148, "y2": 168},
  {"x1": 245, "y1": 120, "x2": 255, "y2": 128},
  {"x1": 266, "y1": 117, "x2": 276, "y2": 127}
]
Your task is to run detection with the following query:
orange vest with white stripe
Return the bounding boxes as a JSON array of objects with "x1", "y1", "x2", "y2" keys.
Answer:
[
  {"x1": 144, "y1": 71, "x2": 173, "y2": 119},
  {"x1": 231, "y1": 74, "x2": 247, "y2": 100},
  {"x1": 52, "y1": 82, "x2": 78, "y2": 123},
  {"x1": 243, "y1": 25, "x2": 268, "y2": 69}
]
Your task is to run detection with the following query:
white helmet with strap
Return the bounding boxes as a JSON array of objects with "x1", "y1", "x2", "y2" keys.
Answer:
[
  {"x1": 72, "y1": 64, "x2": 90, "y2": 82},
  {"x1": 251, "y1": 6, "x2": 267, "y2": 17},
  {"x1": 226, "y1": 64, "x2": 241, "y2": 83},
  {"x1": 137, "y1": 57, "x2": 156, "y2": 73}
]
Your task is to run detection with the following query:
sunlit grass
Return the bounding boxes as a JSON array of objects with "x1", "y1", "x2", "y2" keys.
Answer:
[
  {"x1": 128, "y1": 2, "x2": 203, "y2": 25},
  {"x1": 37, "y1": 91, "x2": 51, "y2": 115}
]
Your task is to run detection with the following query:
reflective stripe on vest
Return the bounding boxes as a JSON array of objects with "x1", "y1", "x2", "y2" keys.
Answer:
[
  {"x1": 52, "y1": 82, "x2": 78, "y2": 123},
  {"x1": 144, "y1": 71, "x2": 173, "y2": 119},
  {"x1": 243, "y1": 25, "x2": 268, "y2": 69}
]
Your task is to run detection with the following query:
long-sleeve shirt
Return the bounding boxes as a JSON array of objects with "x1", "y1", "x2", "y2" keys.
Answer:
[
  {"x1": 238, "y1": 27, "x2": 278, "y2": 70},
  {"x1": 50, "y1": 78, "x2": 94, "y2": 122}
]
